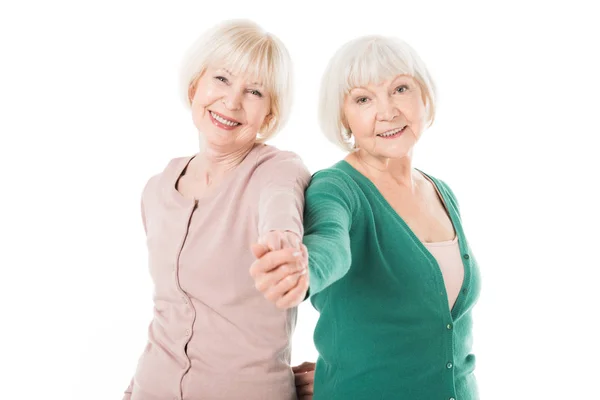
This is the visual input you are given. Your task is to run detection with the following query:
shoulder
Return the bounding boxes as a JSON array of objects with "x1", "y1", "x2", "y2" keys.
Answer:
[
  {"x1": 142, "y1": 155, "x2": 192, "y2": 199},
  {"x1": 252, "y1": 144, "x2": 311, "y2": 184},
  {"x1": 306, "y1": 162, "x2": 360, "y2": 209},
  {"x1": 309, "y1": 161, "x2": 360, "y2": 193},
  {"x1": 254, "y1": 144, "x2": 307, "y2": 170}
]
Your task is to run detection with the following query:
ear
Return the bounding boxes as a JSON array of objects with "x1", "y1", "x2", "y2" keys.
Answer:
[
  {"x1": 341, "y1": 115, "x2": 351, "y2": 136},
  {"x1": 261, "y1": 113, "x2": 274, "y2": 132},
  {"x1": 188, "y1": 78, "x2": 199, "y2": 105}
]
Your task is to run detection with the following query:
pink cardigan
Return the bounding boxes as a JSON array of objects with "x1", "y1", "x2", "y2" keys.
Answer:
[{"x1": 124, "y1": 144, "x2": 311, "y2": 400}]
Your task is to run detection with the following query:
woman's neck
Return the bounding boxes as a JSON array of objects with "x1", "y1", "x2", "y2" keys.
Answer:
[
  {"x1": 190, "y1": 143, "x2": 256, "y2": 186},
  {"x1": 352, "y1": 149, "x2": 418, "y2": 190}
]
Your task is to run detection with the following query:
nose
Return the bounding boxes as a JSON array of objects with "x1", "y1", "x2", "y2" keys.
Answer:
[
  {"x1": 223, "y1": 89, "x2": 242, "y2": 111},
  {"x1": 376, "y1": 97, "x2": 400, "y2": 121}
]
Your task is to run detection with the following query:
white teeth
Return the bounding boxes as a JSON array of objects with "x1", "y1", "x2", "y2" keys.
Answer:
[
  {"x1": 378, "y1": 126, "x2": 406, "y2": 137},
  {"x1": 211, "y1": 112, "x2": 240, "y2": 127}
]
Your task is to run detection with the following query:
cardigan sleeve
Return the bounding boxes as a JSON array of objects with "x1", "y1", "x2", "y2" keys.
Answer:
[
  {"x1": 303, "y1": 171, "x2": 354, "y2": 297},
  {"x1": 256, "y1": 152, "x2": 311, "y2": 238}
]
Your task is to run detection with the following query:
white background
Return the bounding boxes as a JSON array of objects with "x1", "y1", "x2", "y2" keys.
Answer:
[{"x1": 1, "y1": 0, "x2": 599, "y2": 399}]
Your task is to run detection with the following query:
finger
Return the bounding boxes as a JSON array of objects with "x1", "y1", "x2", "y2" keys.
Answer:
[
  {"x1": 279, "y1": 234, "x2": 294, "y2": 251},
  {"x1": 294, "y1": 371, "x2": 314, "y2": 386},
  {"x1": 294, "y1": 243, "x2": 308, "y2": 270},
  {"x1": 254, "y1": 263, "x2": 302, "y2": 293},
  {"x1": 296, "y1": 384, "x2": 314, "y2": 396},
  {"x1": 264, "y1": 270, "x2": 305, "y2": 303},
  {"x1": 251, "y1": 243, "x2": 269, "y2": 259},
  {"x1": 275, "y1": 274, "x2": 309, "y2": 309},
  {"x1": 283, "y1": 239, "x2": 306, "y2": 269},
  {"x1": 292, "y1": 361, "x2": 316, "y2": 374},
  {"x1": 265, "y1": 231, "x2": 283, "y2": 251},
  {"x1": 284, "y1": 231, "x2": 301, "y2": 249},
  {"x1": 250, "y1": 248, "x2": 302, "y2": 275}
]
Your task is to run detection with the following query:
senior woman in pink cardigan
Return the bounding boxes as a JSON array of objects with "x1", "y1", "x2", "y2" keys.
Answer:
[{"x1": 122, "y1": 20, "x2": 315, "y2": 400}]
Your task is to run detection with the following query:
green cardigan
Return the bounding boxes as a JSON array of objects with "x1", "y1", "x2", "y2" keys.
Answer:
[{"x1": 303, "y1": 161, "x2": 481, "y2": 400}]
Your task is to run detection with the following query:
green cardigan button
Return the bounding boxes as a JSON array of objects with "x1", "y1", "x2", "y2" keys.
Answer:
[
  {"x1": 446, "y1": 362, "x2": 453, "y2": 369},
  {"x1": 463, "y1": 253, "x2": 470, "y2": 260}
]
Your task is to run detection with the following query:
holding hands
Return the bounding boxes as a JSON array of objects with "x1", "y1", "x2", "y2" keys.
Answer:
[{"x1": 250, "y1": 230, "x2": 309, "y2": 309}]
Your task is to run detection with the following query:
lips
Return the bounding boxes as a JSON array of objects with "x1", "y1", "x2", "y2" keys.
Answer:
[
  {"x1": 210, "y1": 111, "x2": 241, "y2": 126},
  {"x1": 377, "y1": 125, "x2": 407, "y2": 138},
  {"x1": 208, "y1": 111, "x2": 241, "y2": 130}
]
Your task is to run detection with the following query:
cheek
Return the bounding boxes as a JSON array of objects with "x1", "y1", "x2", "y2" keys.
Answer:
[
  {"x1": 246, "y1": 102, "x2": 270, "y2": 127},
  {"x1": 190, "y1": 84, "x2": 218, "y2": 123},
  {"x1": 405, "y1": 99, "x2": 426, "y2": 129},
  {"x1": 347, "y1": 107, "x2": 375, "y2": 137},
  {"x1": 192, "y1": 78, "x2": 222, "y2": 106},
  {"x1": 190, "y1": 96, "x2": 208, "y2": 125}
]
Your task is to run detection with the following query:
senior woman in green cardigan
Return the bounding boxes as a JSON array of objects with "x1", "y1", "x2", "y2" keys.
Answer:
[{"x1": 250, "y1": 35, "x2": 482, "y2": 400}]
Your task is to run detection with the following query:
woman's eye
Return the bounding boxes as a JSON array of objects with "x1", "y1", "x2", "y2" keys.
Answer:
[
  {"x1": 356, "y1": 97, "x2": 368, "y2": 104},
  {"x1": 395, "y1": 85, "x2": 408, "y2": 93},
  {"x1": 249, "y1": 90, "x2": 263, "y2": 97},
  {"x1": 215, "y1": 76, "x2": 228, "y2": 83}
]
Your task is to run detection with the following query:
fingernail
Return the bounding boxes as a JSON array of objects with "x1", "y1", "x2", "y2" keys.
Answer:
[{"x1": 292, "y1": 251, "x2": 301, "y2": 257}]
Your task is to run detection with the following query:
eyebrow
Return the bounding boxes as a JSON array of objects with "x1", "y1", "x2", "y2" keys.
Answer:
[
  {"x1": 349, "y1": 87, "x2": 372, "y2": 94},
  {"x1": 350, "y1": 76, "x2": 413, "y2": 93},
  {"x1": 220, "y1": 68, "x2": 264, "y2": 87},
  {"x1": 390, "y1": 75, "x2": 413, "y2": 85}
]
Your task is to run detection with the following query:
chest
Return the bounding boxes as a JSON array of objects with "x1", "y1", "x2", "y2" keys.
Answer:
[
  {"x1": 143, "y1": 186, "x2": 260, "y2": 297},
  {"x1": 176, "y1": 173, "x2": 220, "y2": 200},
  {"x1": 374, "y1": 183, "x2": 455, "y2": 243}
]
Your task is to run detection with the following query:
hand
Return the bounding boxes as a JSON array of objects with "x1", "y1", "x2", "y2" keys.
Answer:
[
  {"x1": 258, "y1": 230, "x2": 302, "y2": 252},
  {"x1": 293, "y1": 361, "x2": 316, "y2": 400},
  {"x1": 250, "y1": 243, "x2": 309, "y2": 309}
]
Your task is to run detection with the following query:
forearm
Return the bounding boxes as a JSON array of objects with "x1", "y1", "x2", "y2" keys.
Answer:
[
  {"x1": 304, "y1": 230, "x2": 351, "y2": 296},
  {"x1": 258, "y1": 187, "x2": 305, "y2": 237}
]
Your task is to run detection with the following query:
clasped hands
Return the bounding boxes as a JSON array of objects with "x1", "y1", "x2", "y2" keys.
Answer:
[{"x1": 250, "y1": 230, "x2": 309, "y2": 309}]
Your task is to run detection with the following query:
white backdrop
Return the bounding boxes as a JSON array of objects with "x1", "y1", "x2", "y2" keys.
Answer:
[{"x1": 1, "y1": 1, "x2": 599, "y2": 399}]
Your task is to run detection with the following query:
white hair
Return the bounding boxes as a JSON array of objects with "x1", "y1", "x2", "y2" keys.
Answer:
[
  {"x1": 179, "y1": 19, "x2": 293, "y2": 141},
  {"x1": 318, "y1": 35, "x2": 437, "y2": 152}
]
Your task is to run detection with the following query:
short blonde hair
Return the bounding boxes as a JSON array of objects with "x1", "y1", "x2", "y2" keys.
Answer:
[
  {"x1": 318, "y1": 35, "x2": 437, "y2": 152},
  {"x1": 179, "y1": 19, "x2": 293, "y2": 141}
]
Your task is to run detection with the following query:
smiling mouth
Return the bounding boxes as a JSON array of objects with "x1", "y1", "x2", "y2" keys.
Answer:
[
  {"x1": 209, "y1": 111, "x2": 241, "y2": 127},
  {"x1": 377, "y1": 125, "x2": 407, "y2": 138}
]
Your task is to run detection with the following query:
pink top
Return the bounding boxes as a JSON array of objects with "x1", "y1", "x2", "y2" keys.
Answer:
[
  {"x1": 124, "y1": 144, "x2": 311, "y2": 400},
  {"x1": 422, "y1": 235, "x2": 464, "y2": 309},
  {"x1": 421, "y1": 173, "x2": 465, "y2": 310}
]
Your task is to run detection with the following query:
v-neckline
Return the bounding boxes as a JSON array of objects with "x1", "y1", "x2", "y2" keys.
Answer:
[{"x1": 336, "y1": 160, "x2": 469, "y2": 319}]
